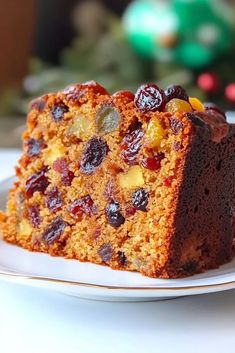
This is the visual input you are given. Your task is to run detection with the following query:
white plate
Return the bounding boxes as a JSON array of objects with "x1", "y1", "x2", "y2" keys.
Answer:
[{"x1": 1, "y1": 177, "x2": 235, "y2": 302}]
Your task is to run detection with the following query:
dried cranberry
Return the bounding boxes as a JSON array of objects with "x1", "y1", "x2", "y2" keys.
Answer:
[
  {"x1": 121, "y1": 128, "x2": 144, "y2": 165},
  {"x1": 93, "y1": 227, "x2": 102, "y2": 240},
  {"x1": 134, "y1": 83, "x2": 166, "y2": 112},
  {"x1": 27, "y1": 138, "x2": 45, "y2": 158},
  {"x1": 204, "y1": 102, "x2": 226, "y2": 119},
  {"x1": 25, "y1": 168, "x2": 49, "y2": 198},
  {"x1": 132, "y1": 188, "x2": 149, "y2": 212},
  {"x1": 106, "y1": 201, "x2": 125, "y2": 228},
  {"x1": 69, "y1": 195, "x2": 97, "y2": 220},
  {"x1": 51, "y1": 102, "x2": 69, "y2": 122},
  {"x1": 46, "y1": 187, "x2": 63, "y2": 213},
  {"x1": 42, "y1": 216, "x2": 66, "y2": 245},
  {"x1": 53, "y1": 158, "x2": 74, "y2": 186},
  {"x1": 118, "y1": 251, "x2": 128, "y2": 266},
  {"x1": 163, "y1": 176, "x2": 173, "y2": 187},
  {"x1": 169, "y1": 117, "x2": 184, "y2": 135},
  {"x1": 28, "y1": 205, "x2": 41, "y2": 228},
  {"x1": 164, "y1": 85, "x2": 189, "y2": 102},
  {"x1": 125, "y1": 205, "x2": 136, "y2": 217},
  {"x1": 141, "y1": 153, "x2": 164, "y2": 171},
  {"x1": 82, "y1": 81, "x2": 108, "y2": 95},
  {"x1": 30, "y1": 97, "x2": 46, "y2": 112},
  {"x1": 80, "y1": 137, "x2": 108, "y2": 174},
  {"x1": 98, "y1": 243, "x2": 112, "y2": 263},
  {"x1": 113, "y1": 90, "x2": 134, "y2": 101}
]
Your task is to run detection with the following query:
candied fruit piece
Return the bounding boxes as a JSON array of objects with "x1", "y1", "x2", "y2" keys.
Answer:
[
  {"x1": 19, "y1": 219, "x2": 32, "y2": 237},
  {"x1": 28, "y1": 205, "x2": 41, "y2": 227},
  {"x1": 165, "y1": 98, "x2": 193, "y2": 114},
  {"x1": 53, "y1": 158, "x2": 74, "y2": 186},
  {"x1": 106, "y1": 201, "x2": 125, "y2": 228},
  {"x1": 120, "y1": 127, "x2": 144, "y2": 165},
  {"x1": 46, "y1": 187, "x2": 63, "y2": 213},
  {"x1": 163, "y1": 176, "x2": 173, "y2": 187},
  {"x1": 142, "y1": 153, "x2": 164, "y2": 171},
  {"x1": 69, "y1": 195, "x2": 97, "y2": 220},
  {"x1": 51, "y1": 102, "x2": 69, "y2": 122},
  {"x1": 98, "y1": 243, "x2": 112, "y2": 263},
  {"x1": 80, "y1": 137, "x2": 108, "y2": 174},
  {"x1": 25, "y1": 168, "x2": 49, "y2": 198},
  {"x1": 145, "y1": 118, "x2": 165, "y2": 149},
  {"x1": 43, "y1": 140, "x2": 66, "y2": 165},
  {"x1": 134, "y1": 83, "x2": 166, "y2": 112},
  {"x1": 132, "y1": 188, "x2": 149, "y2": 211},
  {"x1": 27, "y1": 138, "x2": 45, "y2": 158},
  {"x1": 169, "y1": 117, "x2": 184, "y2": 135},
  {"x1": 96, "y1": 104, "x2": 120, "y2": 135},
  {"x1": 67, "y1": 115, "x2": 91, "y2": 140},
  {"x1": 118, "y1": 251, "x2": 128, "y2": 266},
  {"x1": 42, "y1": 216, "x2": 66, "y2": 245},
  {"x1": 189, "y1": 97, "x2": 205, "y2": 112},
  {"x1": 113, "y1": 90, "x2": 134, "y2": 101},
  {"x1": 164, "y1": 85, "x2": 188, "y2": 102},
  {"x1": 125, "y1": 205, "x2": 136, "y2": 217},
  {"x1": 119, "y1": 166, "x2": 144, "y2": 189},
  {"x1": 204, "y1": 102, "x2": 226, "y2": 119}
]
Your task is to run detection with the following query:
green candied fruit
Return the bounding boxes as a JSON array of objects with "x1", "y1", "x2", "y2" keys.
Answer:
[{"x1": 96, "y1": 104, "x2": 120, "y2": 135}]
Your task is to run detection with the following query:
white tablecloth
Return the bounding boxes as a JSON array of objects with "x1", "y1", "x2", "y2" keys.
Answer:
[{"x1": 0, "y1": 149, "x2": 235, "y2": 353}]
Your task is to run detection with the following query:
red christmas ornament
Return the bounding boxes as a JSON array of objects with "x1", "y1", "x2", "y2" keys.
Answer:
[
  {"x1": 225, "y1": 83, "x2": 235, "y2": 104},
  {"x1": 197, "y1": 72, "x2": 219, "y2": 93}
]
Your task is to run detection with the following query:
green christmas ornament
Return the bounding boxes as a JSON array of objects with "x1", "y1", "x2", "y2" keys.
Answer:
[{"x1": 123, "y1": 0, "x2": 235, "y2": 69}]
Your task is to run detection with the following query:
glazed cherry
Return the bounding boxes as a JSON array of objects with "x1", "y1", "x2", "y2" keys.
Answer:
[
  {"x1": 134, "y1": 83, "x2": 166, "y2": 112},
  {"x1": 121, "y1": 128, "x2": 144, "y2": 165},
  {"x1": 69, "y1": 195, "x2": 97, "y2": 220},
  {"x1": 27, "y1": 138, "x2": 45, "y2": 158},
  {"x1": 46, "y1": 187, "x2": 63, "y2": 213},
  {"x1": 51, "y1": 102, "x2": 69, "y2": 122},
  {"x1": 80, "y1": 137, "x2": 109, "y2": 174},
  {"x1": 204, "y1": 102, "x2": 226, "y2": 119},
  {"x1": 42, "y1": 216, "x2": 66, "y2": 245},
  {"x1": 164, "y1": 85, "x2": 188, "y2": 102},
  {"x1": 132, "y1": 188, "x2": 149, "y2": 212},
  {"x1": 106, "y1": 201, "x2": 125, "y2": 228},
  {"x1": 141, "y1": 153, "x2": 165, "y2": 171},
  {"x1": 25, "y1": 168, "x2": 49, "y2": 198},
  {"x1": 28, "y1": 205, "x2": 41, "y2": 227}
]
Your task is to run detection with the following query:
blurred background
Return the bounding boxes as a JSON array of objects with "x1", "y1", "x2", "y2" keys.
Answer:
[{"x1": 1, "y1": 0, "x2": 235, "y2": 147}]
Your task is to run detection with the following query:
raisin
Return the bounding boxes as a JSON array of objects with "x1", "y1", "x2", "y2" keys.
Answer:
[
  {"x1": 80, "y1": 137, "x2": 108, "y2": 174},
  {"x1": 27, "y1": 138, "x2": 45, "y2": 158},
  {"x1": 96, "y1": 104, "x2": 120, "y2": 135},
  {"x1": 132, "y1": 188, "x2": 149, "y2": 211},
  {"x1": 169, "y1": 117, "x2": 184, "y2": 135},
  {"x1": 118, "y1": 251, "x2": 128, "y2": 266},
  {"x1": 141, "y1": 153, "x2": 164, "y2": 171},
  {"x1": 134, "y1": 83, "x2": 166, "y2": 113},
  {"x1": 53, "y1": 158, "x2": 74, "y2": 186},
  {"x1": 164, "y1": 85, "x2": 188, "y2": 102},
  {"x1": 106, "y1": 201, "x2": 125, "y2": 228},
  {"x1": 51, "y1": 102, "x2": 69, "y2": 122},
  {"x1": 25, "y1": 168, "x2": 49, "y2": 198},
  {"x1": 46, "y1": 187, "x2": 62, "y2": 213},
  {"x1": 121, "y1": 128, "x2": 144, "y2": 165},
  {"x1": 173, "y1": 141, "x2": 182, "y2": 151},
  {"x1": 42, "y1": 216, "x2": 66, "y2": 245},
  {"x1": 98, "y1": 243, "x2": 112, "y2": 263},
  {"x1": 28, "y1": 205, "x2": 41, "y2": 228},
  {"x1": 69, "y1": 195, "x2": 97, "y2": 220}
]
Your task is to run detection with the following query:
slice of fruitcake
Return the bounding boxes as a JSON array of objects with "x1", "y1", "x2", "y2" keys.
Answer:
[{"x1": 1, "y1": 81, "x2": 235, "y2": 278}]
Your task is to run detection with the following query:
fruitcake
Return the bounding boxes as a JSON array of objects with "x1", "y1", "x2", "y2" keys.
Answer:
[{"x1": 1, "y1": 81, "x2": 235, "y2": 278}]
